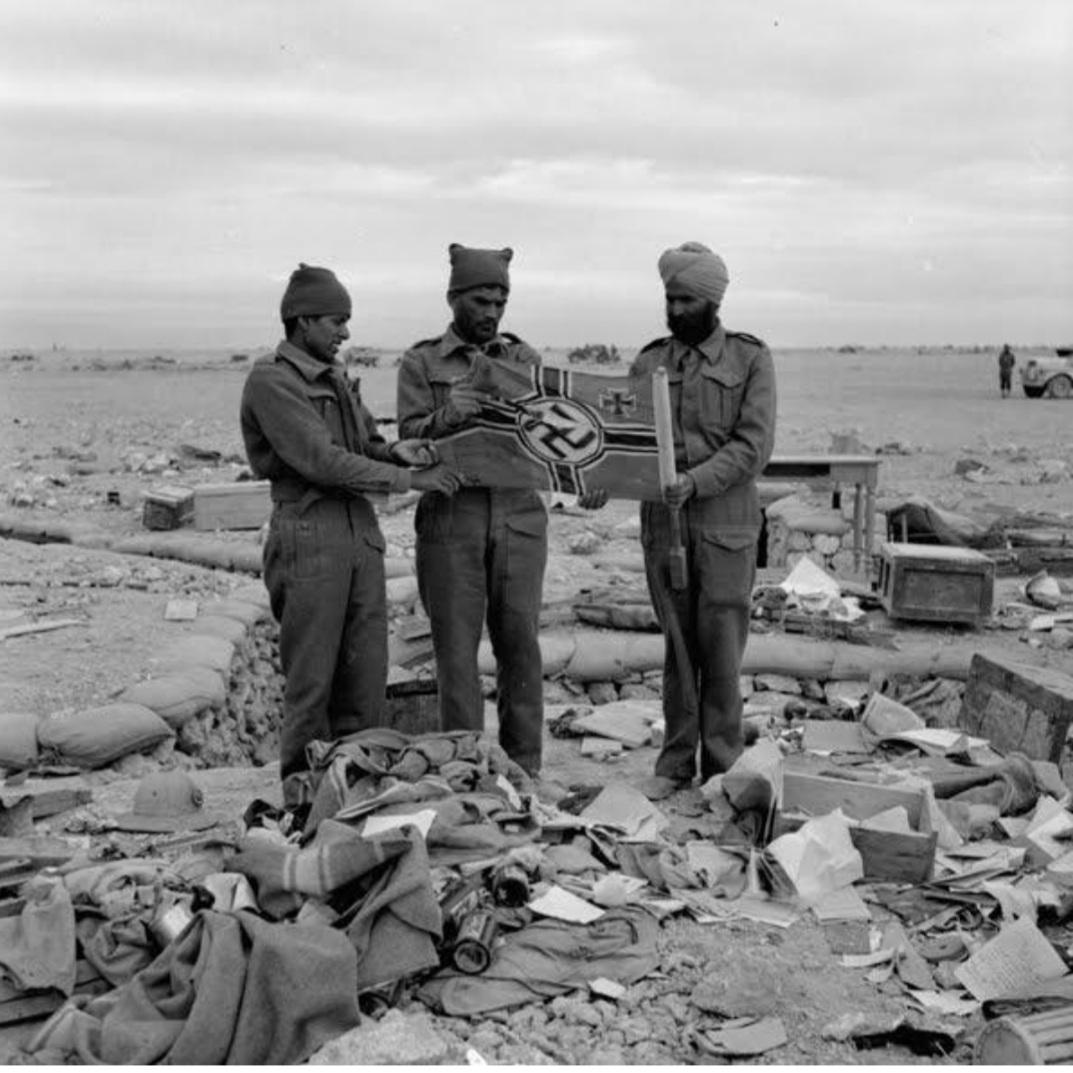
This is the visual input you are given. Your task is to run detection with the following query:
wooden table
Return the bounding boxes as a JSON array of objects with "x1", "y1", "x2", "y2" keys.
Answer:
[{"x1": 762, "y1": 454, "x2": 881, "y2": 571}]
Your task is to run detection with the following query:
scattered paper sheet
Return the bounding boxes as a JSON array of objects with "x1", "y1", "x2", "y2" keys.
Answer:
[
  {"x1": 589, "y1": 977, "x2": 626, "y2": 1000},
  {"x1": 861, "y1": 693, "x2": 924, "y2": 739},
  {"x1": 780, "y1": 557, "x2": 841, "y2": 600},
  {"x1": 703, "y1": 1016, "x2": 787, "y2": 1056},
  {"x1": 982, "y1": 880, "x2": 1039, "y2": 921},
  {"x1": 810, "y1": 886, "x2": 871, "y2": 922},
  {"x1": 579, "y1": 783, "x2": 667, "y2": 839},
  {"x1": 955, "y1": 916, "x2": 1070, "y2": 1000},
  {"x1": 882, "y1": 728, "x2": 989, "y2": 756},
  {"x1": 802, "y1": 720, "x2": 868, "y2": 755},
  {"x1": 528, "y1": 884, "x2": 605, "y2": 923},
  {"x1": 910, "y1": 990, "x2": 981, "y2": 1017},
  {"x1": 362, "y1": 808, "x2": 437, "y2": 839},
  {"x1": 767, "y1": 809, "x2": 863, "y2": 900}
]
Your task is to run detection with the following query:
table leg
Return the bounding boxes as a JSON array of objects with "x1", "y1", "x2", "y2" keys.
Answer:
[
  {"x1": 852, "y1": 483, "x2": 864, "y2": 572},
  {"x1": 865, "y1": 481, "x2": 877, "y2": 573}
]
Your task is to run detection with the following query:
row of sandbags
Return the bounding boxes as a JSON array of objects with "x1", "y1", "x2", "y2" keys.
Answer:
[
  {"x1": 0, "y1": 586, "x2": 271, "y2": 772},
  {"x1": 476, "y1": 630, "x2": 993, "y2": 684}
]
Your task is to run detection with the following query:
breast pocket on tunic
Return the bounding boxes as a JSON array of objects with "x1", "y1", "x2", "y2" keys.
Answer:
[
  {"x1": 307, "y1": 384, "x2": 346, "y2": 444},
  {"x1": 700, "y1": 363, "x2": 746, "y2": 432}
]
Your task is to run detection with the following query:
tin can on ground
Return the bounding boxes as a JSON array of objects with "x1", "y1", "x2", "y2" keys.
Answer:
[
  {"x1": 491, "y1": 862, "x2": 530, "y2": 908},
  {"x1": 451, "y1": 908, "x2": 498, "y2": 974}
]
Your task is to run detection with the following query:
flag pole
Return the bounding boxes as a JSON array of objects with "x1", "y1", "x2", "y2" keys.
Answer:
[{"x1": 652, "y1": 367, "x2": 688, "y2": 590}]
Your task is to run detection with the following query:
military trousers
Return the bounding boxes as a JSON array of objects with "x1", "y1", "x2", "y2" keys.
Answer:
[
  {"x1": 641, "y1": 499, "x2": 757, "y2": 783},
  {"x1": 263, "y1": 496, "x2": 388, "y2": 799},
  {"x1": 415, "y1": 487, "x2": 547, "y2": 775}
]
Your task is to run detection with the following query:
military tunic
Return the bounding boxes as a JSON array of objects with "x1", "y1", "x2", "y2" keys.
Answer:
[
  {"x1": 241, "y1": 341, "x2": 410, "y2": 803},
  {"x1": 630, "y1": 323, "x2": 777, "y2": 780},
  {"x1": 396, "y1": 326, "x2": 547, "y2": 775}
]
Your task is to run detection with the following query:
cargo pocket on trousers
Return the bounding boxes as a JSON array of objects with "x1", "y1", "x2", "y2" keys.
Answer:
[{"x1": 699, "y1": 527, "x2": 757, "y2": 606}]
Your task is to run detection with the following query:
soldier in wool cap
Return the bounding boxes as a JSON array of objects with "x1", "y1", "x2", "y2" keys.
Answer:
[
  {"x1": 241, "y1": 264, "x2": 460, "y2": 808},
  {"x1": 396, "y1": 245, "x2": 603, "y2": 790},
  {"x1": 631, "y1": 243, "x2": 777, "y2": 800}
]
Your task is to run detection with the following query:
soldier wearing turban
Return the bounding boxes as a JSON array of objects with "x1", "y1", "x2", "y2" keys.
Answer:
[
  {"x1": 240, "y1": 264, "x2": 459, "y2": 808},
  {"x1": 631, "y1": 243, "x2": 777, "y2": 800}
]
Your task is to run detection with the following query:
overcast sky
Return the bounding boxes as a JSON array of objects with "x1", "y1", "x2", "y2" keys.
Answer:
[{"x1": 2, "y1": 0, "x2": 1070, "y2": 351}]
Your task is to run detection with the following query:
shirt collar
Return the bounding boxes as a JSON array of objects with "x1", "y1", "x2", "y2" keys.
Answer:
[
  {"x1": 276, "y1": 339, "x2": 337, "y2": 382},
  {"x1": 670, "y1": 322, "x2": 726, "y2": 368},
  {"x1": 435, "y1": 324, "x2": 508, "y2": 361}
]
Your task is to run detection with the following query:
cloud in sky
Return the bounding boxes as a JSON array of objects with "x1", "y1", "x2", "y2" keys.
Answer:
[{"x1": 1, "y1": 0, "x2": 1070, "y2": 350}]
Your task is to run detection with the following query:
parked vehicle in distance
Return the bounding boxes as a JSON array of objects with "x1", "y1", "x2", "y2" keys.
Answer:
[{"x1": 1021, "y1": 349, "x2": 1073, "y2": 398}]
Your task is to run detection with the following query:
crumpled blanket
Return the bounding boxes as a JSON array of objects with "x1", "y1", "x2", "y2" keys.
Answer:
[
  {"x1": 0, "y1": 877, "x2": 76, "y2": 995},
  {"x1": 418, "y1": 906, "x2": 659, "y2": 1015},
  {"x1": 302, "y1": 728, "x2": 527, "y2": 833},
  {"x1": 26, "y1": 909, "x2": 360, "y2": 1065},
  {"x1": 230, "y1": 821, "x2": 442, "y2": 989},
  {"x1": 76, "y1": 915, "x2": 156, "y2": 988}
]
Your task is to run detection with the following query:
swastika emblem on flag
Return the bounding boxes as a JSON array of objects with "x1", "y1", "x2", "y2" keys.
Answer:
[
  {"x1": 517, "y1": 398, "x2": 604, "y2": 465},
  {"x1": 433, "y1": 358, "x2": 662, "y2": 499}
]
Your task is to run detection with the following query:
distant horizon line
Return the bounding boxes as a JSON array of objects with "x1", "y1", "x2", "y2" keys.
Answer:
[{"x1": 4, "y1": 340, "x2": 1068, "y2": 355}]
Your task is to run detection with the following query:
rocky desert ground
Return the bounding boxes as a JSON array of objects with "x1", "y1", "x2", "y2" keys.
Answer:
[{"x1": 1, "y1": 340, "x2": 1071, "y2": 1064}]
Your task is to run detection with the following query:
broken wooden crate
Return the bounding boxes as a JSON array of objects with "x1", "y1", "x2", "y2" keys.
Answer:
[
  {"x1": 773, "y1": 770, "x2": 937, "y2": 883},
  {"x1": 958, "y1": 652, "x2": 1073, "y2": 764},
  {"x1": 877, "y1": 542, "x2": 995, "y2": 625},
  {"x1": 192, "y1": 481, "x2": 272, "y2": 531}
]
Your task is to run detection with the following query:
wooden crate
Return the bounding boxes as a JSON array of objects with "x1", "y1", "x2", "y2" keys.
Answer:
[
  {"x1": 142, "y1": 485, "x2": 194, "y2": 530},
  {"x1": 877, "y1": 542, "x2": 995, "y2": 625},
  {"x1": 192, "y1": 481, "x2": 272, "y2": 531},
  {"x1": 959, "y1": 652, "x2": 1073, "y2": 764},
  {"x1": 774, "y1": 771, "x2": 936, "y2": 883}
]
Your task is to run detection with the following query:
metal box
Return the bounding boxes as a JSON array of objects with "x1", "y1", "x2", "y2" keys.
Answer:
[{"x1": 877, "y1": 542, "x2": 994, "y2": 625}]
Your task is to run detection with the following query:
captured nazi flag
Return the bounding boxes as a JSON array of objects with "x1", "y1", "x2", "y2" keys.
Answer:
[{"x1": 432, "y1": 356, "x2": 663, "y2": 499}]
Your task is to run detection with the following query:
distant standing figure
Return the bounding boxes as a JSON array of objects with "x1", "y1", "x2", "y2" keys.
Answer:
[
  {"x1": 998, "y1": 344, "x2": 1016, "y2": 398},
  {"x1": 631, "y1": 242, "x2": 777, "y2": 801},
  {"x1": 240, "y1": 264, "x2": 460, "y2": 807}
]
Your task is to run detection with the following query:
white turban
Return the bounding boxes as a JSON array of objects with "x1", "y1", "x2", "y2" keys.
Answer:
[{"x1": 658, "y1": 242, "x2": 729, "y2": 306}]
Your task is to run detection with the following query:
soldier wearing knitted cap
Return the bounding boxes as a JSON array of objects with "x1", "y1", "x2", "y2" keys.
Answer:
[
  {"x1": 630, "y1": 242, "x2": 777, "y2": 801},
  {"x1": 397, "y1": 244, "x2": 599, "y2": 787},
  {"x1": 241, "y1": 264, "x2": 460, "y2": 808}
]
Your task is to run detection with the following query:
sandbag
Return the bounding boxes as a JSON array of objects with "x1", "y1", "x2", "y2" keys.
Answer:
[
  {"x1": 151, "y1": 635, "x2": 235, "y2": 678},
  {"x1": 0, "y1": 711, "x2": 40, "y2": 769},
  {"x1": 37, "y1": 703, "x2": 174, "y2": 768},
  {"x1": 226, "y1": 584, "x2": 272, "y2": 611},
  {"x1": 117, "y1": 668, "x2": 226, "y2": 728},
  {"x1": 202, "y1": 599, "x2": 267, "y2": 628},
  {"x1": 188, "y1": 616, "x2": 247, "y2": 646},
  {"x1": 386, "y1": 575, "x2": 419, "y2": 608}
]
